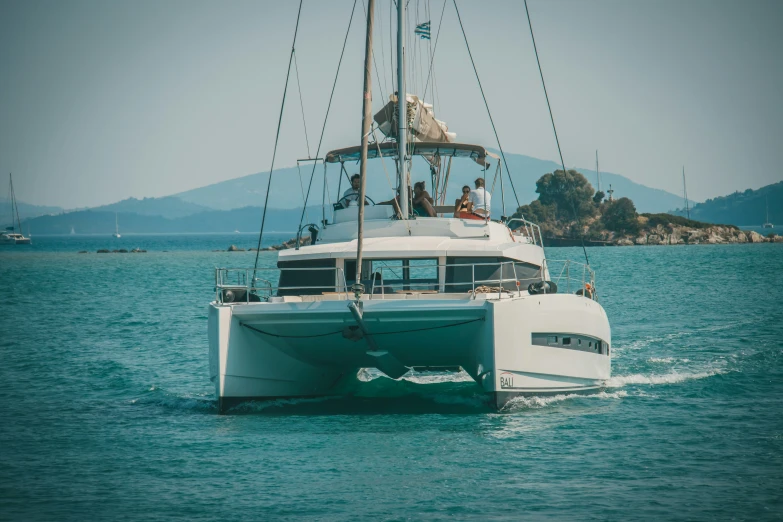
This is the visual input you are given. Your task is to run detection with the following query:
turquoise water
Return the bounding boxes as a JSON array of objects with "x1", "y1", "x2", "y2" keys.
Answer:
[{"x1": 1, "y1": 238, "x2": 782, "y2": 519}]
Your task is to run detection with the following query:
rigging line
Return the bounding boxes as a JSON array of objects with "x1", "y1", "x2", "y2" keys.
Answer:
[
  {"x1": 297, "y1": 0, "x2": 359, "y2": 238},
  {"x1": 390, "y1": 0, "x2": 395, "y2": 92},
  {"x1": 372, "y1": 128, "x2": 411, "y2": 233},
  {"x1": 362, "y1": 0, "x2": 387, "y2": 104},
  {"x1": 292, "y1": 51, "x2": 311, "y2": 158},
  {"x1": 422, "y1": 0, "x2": 446, "y2": 102},
  {"x1": 251, "y1": 0, "x2": 304, "y2": 278},
  {"x1": 452, "y1": 0, "x2": 522, "y2": 209},
  {"x1": 377, "y1": 0, "x2": 390, "y2": 99},
  {"x1": 241, "y1": 316, "x2": 483, "y2": 339},
  {"x1": 522, "y1": 0, "x2": 589, "y2": 266},
  {"x1": 296, "y1": 162, "x2": 310, "y2": 224}
]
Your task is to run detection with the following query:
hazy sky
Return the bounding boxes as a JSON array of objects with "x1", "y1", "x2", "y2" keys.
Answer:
[{"x1": 1, "y1": 0, "x2": 782, "y2": 208}]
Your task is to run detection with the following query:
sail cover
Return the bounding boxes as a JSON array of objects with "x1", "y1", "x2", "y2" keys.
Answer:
[{"x1": 373, "y1": 93, "x2": 456, "y2": 144}]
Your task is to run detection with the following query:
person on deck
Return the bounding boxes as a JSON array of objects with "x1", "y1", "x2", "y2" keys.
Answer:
[
  {"x1": 454, "y1": 185, "x2": 471, "y2": 217},
  {"x1": 341, "y1": 174, "x2": 361, "y2": 207},
  {"x1": 412, "y1": 181, "x2": 436, "y2": 217},
  {"x1": 461, "y1": 178, "x2": 491, "y2": 220}
]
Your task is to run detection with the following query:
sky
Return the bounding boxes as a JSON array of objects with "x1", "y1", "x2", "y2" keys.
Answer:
[{"x1": 1, "y1": 0, "x2": 782, "y2": 209}]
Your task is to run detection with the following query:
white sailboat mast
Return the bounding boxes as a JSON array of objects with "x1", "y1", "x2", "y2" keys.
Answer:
[{"x1": 397, "y1": 0, "x2": 408, "y2": 218}]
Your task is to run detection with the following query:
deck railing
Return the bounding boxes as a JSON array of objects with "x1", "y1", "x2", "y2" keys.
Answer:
[
  {"x1": 541, "y1": 259, "x2": 597, "y2": 299},
  {"x1": 215, "y1": 259, "x2": 599, "y2": 303},
  {"x1": 506, "y1": 218, "x2": 543, "y2": 247}
]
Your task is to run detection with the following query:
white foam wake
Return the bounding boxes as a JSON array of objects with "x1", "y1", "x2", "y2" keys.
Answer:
[
  {"x1": 607, "y1": 369, "x2": 722, "y2": 387},
  {"x1": 504, "y1": 390, "x2": 628, "y2": 410}
]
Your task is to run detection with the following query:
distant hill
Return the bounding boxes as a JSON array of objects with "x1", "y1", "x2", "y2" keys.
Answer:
[
  {"x1": 671, "y1": 181, "x2": 782, "y2": 226},
  {"x1": 90, "y1": 196, "x2": 210, "y2": 219},
  {"x1": 22, "y1": 206, "x2": 322, "y2": 235},
  {"x1": 174, "y1": 150, "x2": 686, "y2": 215},
  {"x1": 0, "y1": 198, "x2": 63, "y2": 224}
]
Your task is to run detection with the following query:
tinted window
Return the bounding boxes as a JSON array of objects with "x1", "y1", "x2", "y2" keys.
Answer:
[
  {"x1": 277, "y1": 259, "x2": 337, "y2": 296},
  {"x1": 344, "y1": 258, "x2": 438, "y2": 292},
  {"x1": 446, "y1": 257, "x2": 540, "y2": 293}
]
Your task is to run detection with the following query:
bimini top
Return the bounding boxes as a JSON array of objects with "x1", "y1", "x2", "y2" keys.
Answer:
[{"x1": 324, "y1": 142, "x2": 499, "y2": 167}]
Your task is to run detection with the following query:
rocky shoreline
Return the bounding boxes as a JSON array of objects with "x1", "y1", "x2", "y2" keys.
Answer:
[{"x1": 610, "y1": 225, "x2": 780, "y2": 246}]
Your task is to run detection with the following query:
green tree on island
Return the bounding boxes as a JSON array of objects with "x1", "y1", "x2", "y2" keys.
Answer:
[
  {"x1": 535, "y1": 169, "x2": 596, "y2": 221},
  {"x1": 600, "y1": 197, "x2": 640, "y2": 235}
]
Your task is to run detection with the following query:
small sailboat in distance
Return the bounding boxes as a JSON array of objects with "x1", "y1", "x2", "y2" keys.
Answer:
[
  {"x1": 113, "y1": 212, "x2": 122, "y2": 238},
  {"x1": 763, "y1": 196, "x2": 774, "y2": 229},
  {"x1": 1, "y1": 173, "x2": 32, "y2": 245}
]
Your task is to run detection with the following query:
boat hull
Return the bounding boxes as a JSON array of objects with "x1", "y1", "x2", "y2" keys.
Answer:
[{"x1": 208, "y1": 293, "x2": 610, "y2": 412}]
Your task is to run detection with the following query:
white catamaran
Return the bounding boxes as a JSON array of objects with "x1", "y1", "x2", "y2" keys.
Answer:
[
  {"x1": 208, "y1": 0, "x2": 610, "y2": 411},
  {"x1": 1, "y1": 173, "x2": 32, "y2": 245}
]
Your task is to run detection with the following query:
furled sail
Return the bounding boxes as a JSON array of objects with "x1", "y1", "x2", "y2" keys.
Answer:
[{"x1": 374, "y1": 93, "x2": 456, "y2": 144}]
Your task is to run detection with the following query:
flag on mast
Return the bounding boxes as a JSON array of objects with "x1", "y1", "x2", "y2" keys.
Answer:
[{"x1": 415, "y1": 21, "x2": 431, "y2": 39}]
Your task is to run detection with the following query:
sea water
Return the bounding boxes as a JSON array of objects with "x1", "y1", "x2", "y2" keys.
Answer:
[{"x1": 1, "y1": 237, "x2": 781, "y2": 520}]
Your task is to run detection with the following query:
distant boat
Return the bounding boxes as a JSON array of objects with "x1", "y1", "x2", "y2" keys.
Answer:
[
  {"x1": 762, "y1": 196, "x2": 773, "y2": 229},
  {"x1": 234, "y1": 229, "x2": 240, "y2": 234},
  {"x1": 113, "y1": 212, "x2": 122, "y2": 238},
  {"x1": 70, "y1": 226, "x2": 76, "y2": 235},
  {"x1": 0, "y1": 173, "x2": 32, "y2": 245}
]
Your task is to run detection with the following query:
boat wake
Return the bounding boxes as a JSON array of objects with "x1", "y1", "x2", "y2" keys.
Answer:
[
  {"x1": 130, "y1": 365, "x2": 724, "y2": 416},
  {"x1": 606, "y1": 369, "x2": 724, "y2": 387}
]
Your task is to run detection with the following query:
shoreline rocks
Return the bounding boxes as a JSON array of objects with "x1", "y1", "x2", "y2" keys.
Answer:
[{"x1": 612, "y1": 225, "x2": 778, "y2": 246}]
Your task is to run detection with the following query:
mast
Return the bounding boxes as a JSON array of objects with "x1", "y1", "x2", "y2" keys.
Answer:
[
  {"x1": 766, "y1": 196, "x2": 770, "y2": 223},
  {"x1": 682, "y1": 166, "x2": 690, "y2": 220},
  {"x1": 595, "y1": 150, "x2": 601, "y2": 192},
  {"x1": 396, "y1": 0, "x2": 408, "y2": 218},
  {"x1": 10, "y1": 174, "x2": 22, "y2": 234},
  {"x1": 354, "y1": 0, "x2": 375, "y2": 296}
]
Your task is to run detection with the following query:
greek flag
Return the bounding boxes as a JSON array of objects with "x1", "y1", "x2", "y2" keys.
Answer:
[{"x1": 415, "y1": 21, "x2": 431, "y2": 40}]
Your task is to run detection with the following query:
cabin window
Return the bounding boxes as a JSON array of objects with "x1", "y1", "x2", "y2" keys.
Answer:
[
  {"x1": 277, "y1": 258, "x2": 337, "y2": 296},
  {"x1": 548, "y1": 335, "x2": 558, "y2": 345},
  {"x1": 344, "y1": 258, "x2": 438, "y2": 293},
  {"x1": 445, "y1": 257, "x2": 540, "y2": 293},
  {"x1": 562, "y1": 337, "x2": 571, "y2": 345}
]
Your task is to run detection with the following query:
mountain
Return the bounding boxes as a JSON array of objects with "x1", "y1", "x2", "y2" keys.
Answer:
[
  {"x1": 21, "y1": 206, "x2": 321, "y2": 235},
  {"x1": 0, "y1": 198, "x2": 63, "y2": 223},
  {"x1": 90, "y1": 196, "x2": 210, "y2": 219},
  {"x1": 174, "y1": 150, "x2": 685, "y2": 214},
  {"x1": 670, "y1": 181, "x2": 782, "y2": 226}
]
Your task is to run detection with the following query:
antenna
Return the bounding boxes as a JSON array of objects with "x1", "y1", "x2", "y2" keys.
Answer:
[
  {"x1": 682, "y1": 166, "x2": 690, "y2": 220},
  {"x1": 607, "y1": 184, "x2": 614, "y2": 202}
]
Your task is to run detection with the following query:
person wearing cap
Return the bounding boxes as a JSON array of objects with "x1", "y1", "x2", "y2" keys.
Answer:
[{"x1": 465, "y1": 177, "x2": 491, "y2": 219}]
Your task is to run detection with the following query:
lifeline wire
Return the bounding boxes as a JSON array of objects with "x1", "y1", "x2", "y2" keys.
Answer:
[
  {"x1": 452, "y1": 0, "x2": 521, "y2": 209},
  {"x1": 523, "y1": 0, "x2": 590, "y2": 267},
  {"x1": 252, "y1": 0, "x2": 304, "y2": 281},
  {"x1": 297, "y1": 0, "x2": 359, "y2": 237}
]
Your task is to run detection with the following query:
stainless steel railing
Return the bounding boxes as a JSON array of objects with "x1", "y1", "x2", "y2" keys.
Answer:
[
  {"x1": 507, "y1": 217, "x2": 543, "y2": 247},
  {"x1": 215, "y1": 259, "x2": 598, "y2": 304},
  {"x1": 541, "y1": 259, "x2": 597, "y2": 300}
]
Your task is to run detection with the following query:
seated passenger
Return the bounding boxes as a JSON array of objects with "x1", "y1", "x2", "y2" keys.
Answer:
[
  {"x1": 461, "y1": 178, "x2": 491, "y2": 220},
  {"x1": 412, "y1": 181, "x2": 436, "y2": 217},
  {"x1": 377, "y1": 185, "x2": 410, "y2": 218},
  {"x1": 454, "y1": 185, "x2": 471, "y2": 217},
  {"x1": 341, "y1": 174, "x2": 361, "y2": 207}
]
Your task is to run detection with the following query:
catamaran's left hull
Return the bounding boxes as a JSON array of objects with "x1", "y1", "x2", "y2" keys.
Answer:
[{"x1": 208, "y1": 293, "x2": 610, "y2": 412}]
